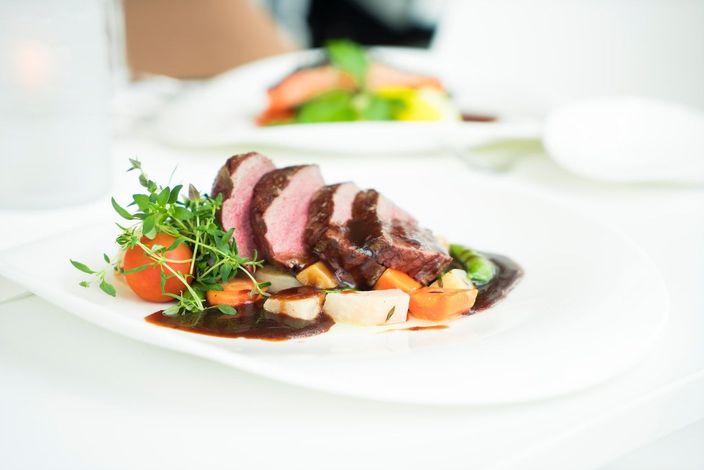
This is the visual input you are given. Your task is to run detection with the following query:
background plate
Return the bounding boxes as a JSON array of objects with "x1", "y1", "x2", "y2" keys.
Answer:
[
  {"x1": 0, "y1": 181, "x2": 667, "y2": 405},
  {"x1": 151, "y1": 48, "x2": 540, "y2": 153}
]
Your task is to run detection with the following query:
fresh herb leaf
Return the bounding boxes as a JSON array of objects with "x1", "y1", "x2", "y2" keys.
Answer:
[
  {"x1": 172, "y1": 206, "x2": 193, "y2": 221},
  {"x1": 99, "y1": 280, "x2": 117, "y2": 297},
  {"x1": 163, "y1": 305, "x2": 180, "y2": 316},
  {"x1": 169, "y1": 184, "x2": 183, "y2": 203},
  {"x1": 142, "y1": 215, "x2": 157, "y2": 239},
  {"x1": 122, "y1": 263, "x2": 152, "y2": 275},
  {"x1": 326, "y1": 39, "x2": 368, "y2": 85},
  {"x1": 360, "y1": 94, "x2": 405, "y2": 121},
  {"x1": 296, "y1": 90, "x2": 358, "y2": 123},
  {"x1": 79, "y1": 281, "x2": 90, "y2": 288},
  {"x1": 111, "y1": 197, "x2": 134, "y2": 220},
  {"x1": 156, "y1": 187, "x2": 170, "y2": 205},
  {"x1": 70, "y1": 260, "x2": 95, "y2": 274},
  {"x1": 385, "y1": 306, "x2": 396, "y2": 323},
  {"x1": 74, "y1": 160, "x2": 266, "y2": 315},
  {"x1": 217, "y1": 304, "x2": 237, "y2": 315}
]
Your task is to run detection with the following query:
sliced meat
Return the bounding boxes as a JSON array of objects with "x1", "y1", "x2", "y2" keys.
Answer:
[
  {"x1": 305, "y1": 182, "x2": 385, "y2": 287},
  {"x1": 305, "y1": 182, "x2": 359, "y2": 248},
  {"x1": 313, "y1": 233, "x2": 387, "y2": 288},
  {"x1": 251, "y1": 165, "x2": 324, "y2": 270},
  {"x1": 211, "y1": 152, "x2": 275, "y2": 260},
  {"x1": 348, "y1": 190, "x2": 452, "y2": 285}
]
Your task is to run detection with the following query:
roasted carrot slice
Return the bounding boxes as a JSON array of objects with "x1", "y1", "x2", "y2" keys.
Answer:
[
  {"x1": 206, "y1": 278, "x2": 263, "y2": 307},
  {"x1": 374, "y1": 268, "x2": 421, "y2": 294},
  {"x1": 409, "y1": 287, "x2": 477, "y2": 321}
]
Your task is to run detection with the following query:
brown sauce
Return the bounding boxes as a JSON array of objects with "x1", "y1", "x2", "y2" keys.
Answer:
[
  {"x1": 145, "y1": 255, "x2": 521, "y2": 340},
  {"x1": 460, "y1": 113, "x2": 498, "y2": 123},
  {"x1": 471, "y1": 253, "x2": 523, "y2": 312},
  {"x1": 145, "y1": 297, "x2": 334, "y2": 341}
]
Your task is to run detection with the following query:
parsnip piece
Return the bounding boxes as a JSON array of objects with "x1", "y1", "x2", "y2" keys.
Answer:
[
  {"x1": 430, "y1": 269, "x2": 476, "y2": 290},
  {"x1": 323, "y1": 289, "x2": 409, "y2": 326},
  {"x1": 263, "y1": 289, "x2": 324, "y2": 321},
  {"x1": 254, "y1": 265, "x2": 302, "y2": 293}
]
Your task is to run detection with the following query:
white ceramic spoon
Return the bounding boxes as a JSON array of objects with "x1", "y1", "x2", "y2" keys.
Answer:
[{"x1": 543, "y1": 97, "x2": 704, "y2": 183}]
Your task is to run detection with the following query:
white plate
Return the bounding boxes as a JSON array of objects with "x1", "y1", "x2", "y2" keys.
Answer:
[
  {"x1": 152, "y1": 48, "x2": 540, "y2": 153},
  {"x1": 0, "y1": 183, "x2": 667, "y2": 405}
]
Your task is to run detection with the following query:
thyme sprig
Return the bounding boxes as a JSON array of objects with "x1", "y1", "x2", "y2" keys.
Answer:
[{"x1": 73, "y1": 159, "x2": 267, "y2": 315}]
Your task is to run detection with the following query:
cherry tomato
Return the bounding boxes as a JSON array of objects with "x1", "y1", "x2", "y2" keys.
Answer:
[{"x1": 123, "y1": 233, "x2": 193, "y2": 302}]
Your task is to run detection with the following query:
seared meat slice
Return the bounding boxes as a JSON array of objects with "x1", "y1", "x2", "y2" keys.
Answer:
[
  {"x1": 251, "y1": 165, "x2": 324, "y2": 270},
  {"x1": 305, "y1": 182, "x2": 359, "y2": 248},
  {"x1": 350, "y1": 190, "x2": 452, "y2": 284},
  {"x1": 310, "y1": 188, "x2": 448, "y2": 287},
  {"x1": 349, "y1": 190, "x2": 452, "y2": 285},
  {"x1": 211, "y1": 152, "x2": 275, "y2": 259},
  {"x1": 305, "y1": 182, "x2": 385, "y2": 287}
]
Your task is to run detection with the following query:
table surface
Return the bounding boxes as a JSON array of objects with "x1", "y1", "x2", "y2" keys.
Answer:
[{"x1": 1, "y1": 134, "x2": 703, "y2": 470}]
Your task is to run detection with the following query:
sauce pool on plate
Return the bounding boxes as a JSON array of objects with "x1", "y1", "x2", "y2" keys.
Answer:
[{"x1": 145, "y1": 254, "x2": 522, "y2": 340}]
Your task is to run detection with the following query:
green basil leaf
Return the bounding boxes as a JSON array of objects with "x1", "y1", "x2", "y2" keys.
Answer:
[
  {"x1": 326, "y1": 39, "x2": 367, "y2": 85},
  {"x1": 296, "y1": 90, "x2": 358, "y2": 123},
  {"x1": 361, "y1": 94, "x2": 405, "y2": 121}
]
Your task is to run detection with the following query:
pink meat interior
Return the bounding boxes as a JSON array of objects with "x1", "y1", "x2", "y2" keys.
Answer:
[
  {"x1": 376, "y1": 193, "x2": 416, "y2": 224},
  {"x1": 220, "y1": 156, "x2": 275, "y2": 259},
  {"x1": 265, "y1": 166, "x2": 324, "y2": 261},
  {"x1": 329, "y1": 182, "x2": 359, "y2": 225}
]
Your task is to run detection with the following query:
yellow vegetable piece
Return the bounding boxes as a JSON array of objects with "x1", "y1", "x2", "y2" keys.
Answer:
[
  {"x1": 374, "y1": 86, "x2": 458, "y2": 121},
  {"x1": 430, "y1": 269, "x2": 476, "y2": 290},
  {"x1": 296, "y1": 261, "x2": 338, "y2": 289}
]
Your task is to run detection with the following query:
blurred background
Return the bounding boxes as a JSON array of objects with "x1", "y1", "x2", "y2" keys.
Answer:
[
  {"x1": 124, "y1": 0, "x2": 443, "y2": 78},
  {"x1": 2, "y1": 0, "x2": 703, "y2": 210}
]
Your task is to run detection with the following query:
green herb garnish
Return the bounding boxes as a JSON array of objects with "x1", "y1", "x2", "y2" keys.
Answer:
[
  {"x1": 73, "y1": 159, "x2": 267, "y2": 315},
  {"x1": 326, "y1": 39, "x2": 368, "y2": 86},
  {"x1": 385, "y1": 306, "x2": 396, "y2": 323},
  {"x1": 291, "y1": 41, "x2": 407, "y2": 124}
]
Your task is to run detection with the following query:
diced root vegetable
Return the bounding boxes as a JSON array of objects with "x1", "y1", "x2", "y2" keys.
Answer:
[
  {"x1": 374, "y1": 268, "x2": 421, "y2": 294},
  {"x1": 206, "y1": 278, "x2": 262, "y2": 307},
  {"x1": 323, "y1": 289, "x2": 409, "y2": 326},
  {"x1": 254, "y1": 265, "x2": 302, "y2": 293},
  {"x1": 409, "y1": 288, "x2": 477, "y2": 321},
  {"x1": 263, "y1": 289, "x2": 324, "y2": 321},
  {"x1": 296, "y1": 261, "x2": 338, "y2": 289},
  {"x1": 430, "y1": 269, "x2": 475, "y2": 290}
]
